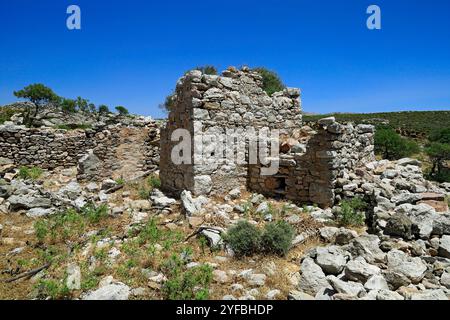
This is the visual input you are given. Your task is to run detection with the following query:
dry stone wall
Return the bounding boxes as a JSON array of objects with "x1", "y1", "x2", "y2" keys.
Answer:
[
  {"x1": 160, "y1": 67, "x2": 302, "y2": 196},
  {"x1": 0, "y1": 121, "x2": 161, "y2": 182},
  {"x1": 249, "y1": 119, "x2": 375, "y2": 208}
]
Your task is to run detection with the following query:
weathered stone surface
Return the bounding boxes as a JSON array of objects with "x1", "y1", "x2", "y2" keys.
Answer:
[
  {"x1": 298, "y1": 257, "x2": 331, "y2": 296},
  {"x1": 345, "y1": 257, "x2": 381, "y2": 282},
  {"x1": 83, "y1": 282, "x2": 130, "y2": 300},
  {"x1": 364, "y1": 275, "x2": 389, "y2": 291},
  {"x1": 66, "y1": 263, "x2": 81, "y2": 290},
  {"x1": 327, "y1": 275, "x2": 366, "y2": 297},
  {"x1": 410, "y1": 290, "x2": 448, "y2": 300},
  {"x1": 438, "y1": 235, "x2": 450, "y2": 258},
  {"x1": 386, "y1": 250, "x2": 427, "y2": 283},
  {"x1": 315, "y1": 246, "x2": 348, "y2": 275}
]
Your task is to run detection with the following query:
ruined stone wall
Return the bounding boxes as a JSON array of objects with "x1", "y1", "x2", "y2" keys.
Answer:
[
  {"x1": 249, "y1": 120, "x2": 375, "y2": 208},
  {"x1": 160, "y1": 67, "x2": 302, "y2": 196},
  {"x1": 0, "y1": 122, "x2": 161, "y2": 181}
]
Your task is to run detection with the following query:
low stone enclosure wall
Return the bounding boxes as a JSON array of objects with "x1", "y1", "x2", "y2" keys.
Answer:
[
  {"x1": 159, "y1": 66, "x2": 376, "y2": 208},
  {"x1": 0, "y1": 121, "x2": 161, "y2": 182},
  {"x1": 249, "y1": 120, "x2": 375, "y2": 208}
]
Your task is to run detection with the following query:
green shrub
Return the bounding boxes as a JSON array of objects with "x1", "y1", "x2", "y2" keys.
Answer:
[
  {"x1": 35, "y1": 279, "x2": 70, "y2": 300},
  {"x1": 429, "y1": 128, "x2": 450, "y2": 144},
  {"x1": 425, "y1": 142, "x2": 450, "y2": 182},
  {"x1": 161, "y1": 254, "x2": 213, "y2": 300},
  {"x1": 18, "y1": 166, "x2": 43, "y2": 180},
  {"x1": 0, "y1": 106, "x2": 20, "y2": 124},
  {"x1": 337, "y1": 197, "x2": 367, "y2": 227},
  {"x1": 374, "y1": 128, "x2": 420, "y2": 160},
  {"x1": 253, "y1": 67, "x2": 285, "y2": 96},
  {"x1": 261, "y1": 220, "x2": 295, "y2": 256},
  {"x1": 224, "y1": 221, "x2": 261, "y2": 257},
  {"x1": 195, "y1": 65, "x2": 218, "y2": 75},
  {"x1": 98, "y1": 105, "x2": 110, "y2": 114},
  {"x1": 115, "y1": 106, "x2": 129, "y2": 115}
]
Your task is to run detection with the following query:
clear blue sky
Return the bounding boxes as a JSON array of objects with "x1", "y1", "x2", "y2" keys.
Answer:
[{"x1": 1, "y1": 0, "x2": 449, "y2": 118}]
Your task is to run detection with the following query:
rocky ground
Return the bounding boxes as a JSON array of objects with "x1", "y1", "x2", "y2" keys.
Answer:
[{"x1": 1, "y1": 157, "x2": 450, "y2": 300}]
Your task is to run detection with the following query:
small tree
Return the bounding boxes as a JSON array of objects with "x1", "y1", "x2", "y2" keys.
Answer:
[
  {"x1": 425, "y1": 142, "x2": 450, "y2": 179},
  {"x1": 115, "y1": 106, "x2": 129, "y2": 115},
  {"x1": 98, "y1": 105, "x2": 110, "y2": 114},
  {"x1": 253, "y1": 67, "x2": 285, "y2": 96},
  {"x1": 374, "y1": 128, "x2": 420, "y2": 160},
  {"x1": 429, "y1": 128, "x2": 450, "y2": 144},
  {"x1": 14, "y1": 84, "x2": 59, "y2": 127},
  {"x1": 88, "y1": 103, "x2": 97, "y2": 114},
  {"x1": 61, "y1": 98, "x2": 77, "y2": 113},
  {"x1": 75, "y1": 97, "x2": 89, "y2": 113},
  {"x1": 195, "y1": 65, "x2": 218, "y2": 75}
]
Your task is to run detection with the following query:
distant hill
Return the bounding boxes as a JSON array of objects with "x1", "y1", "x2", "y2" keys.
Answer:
[{"x1": 303, "y1": 111, "x2": 450, "y2": 138}]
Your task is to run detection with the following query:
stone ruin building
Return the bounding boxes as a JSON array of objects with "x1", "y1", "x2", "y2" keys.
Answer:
[
  {"x1": 160, "y1": 67, "x2": 375, "y2": 208},
  {"x1": 1, "y1": 66, "x2": 375, "y2": 208}
]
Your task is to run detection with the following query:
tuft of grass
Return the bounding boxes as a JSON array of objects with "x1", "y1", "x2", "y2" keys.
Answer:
[
  {"x1": 18, "y1": 166, "x2": 43, "y2": 180},
  {"x1": 148, "y1": 175, "x2": 161, "y2": 189},
  {"x1": 161, "y1": 254, "x2": 213, "y2": 300},
  {"x1": 115, "y1": 178, "x2": 125, "y2": 185}
]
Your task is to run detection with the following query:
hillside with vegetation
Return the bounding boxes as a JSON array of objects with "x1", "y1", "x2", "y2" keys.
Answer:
[{"x1": 303, "y1": 111, "x2": 450, "y2": 138}]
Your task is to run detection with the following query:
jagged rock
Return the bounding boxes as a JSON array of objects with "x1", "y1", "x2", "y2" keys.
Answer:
[
  {"x1": 193, "y1": 175, "x2": 212, "y2": 195},
  {"x1": 327, "y1": 275, "x2": 366, "y2": 297},
  {"x1": 255, "y1": 202, "x2": 270, "y2": 215},
  {"x1": 101, "y1": 179, "x2": 117, "y2": 191},
  {"x1": 376, "y1": 289, "x2": 404, "y2": 300},
  {"x1": 200, "y1": 227, "x2": 223, "y2": 248},
  {"x1": 335, "y1": 228, "x2": 359, "y2": 245},
  {"x1": 319, "y1": 227, "x2": 339, "y2": 242},
  {"x1": 288, "y1": 290, "x2": 315, "y2": 300},
  {"x1": 391, "y1": 193, "x2": 421, "y2": 206},
  {"x1": 298, "y1": 258, "x2": 332, "y2": 296},
  {"x1": 410, "y1": 289, "x2": 448, "y2": 300},
  {"x1": 77, "y1": 150, "x2": 101, "y2": 181},
  {"x1": 66, "y1": 263, "x2": 81, "y2": 290},
  {"x1": 228, "y1": 188, "x2": 241, "y2": 200},
  {"x1": 383, "y1": 270, "x2": 412, "y2": 290},
  {"x1": 83, "y1": 281, "x2": 130, "y2": 300},
  {"x1": 345, "y1": 257, "x2": 381, "y2": 282},
  {"x1": 266, "y1": 289, "x2": 281, "y2": 300},
  {"x1": 26, "y1": 208, "x2": 54, "y2": 218},
  {"x1": 213, "y1": 270, "x2": 229, "y2": 284},
  {"x1": 440, "y1": 272, "x2": 450, "y2": 289},
  {"x1": 364, "y1": 275, "x2": 389, "y2": 291},
  {"x1": 315, "y1": 246, "x2": 348, "y2": 275},
  {"x1": 384, "y1": 213, "x2": 413, "y2": 240},
  {"x1": 350, "y1": 235, "x2": 386, "y2": 264},
  {"x1": 397, "y1": 158, "x2": 421, "y2": 167},
  {"x1": 59, "y1": 181, "x2": 82, "y2": 200},
  {"x1": 386, "y1": 250, "x2": 427, "y2": 283},
  {"x1": 150, "y1": 189, "x2": 176, "y2": 207},
  {"x1": 433, "y1": 214, "x2": 450, "y2": 236},
  {"x1": 438, "y1": 235, "x2": 450, "y2": 258},
  {"x1": 248, "y1": 274, "x2": 266, "y2": 287},
  {"x1": 8, "y1": 194, "x2": 52, "y2": 211},
  {"x1": 181, "y1": 190, "x2": 197, "y2": 216}
]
